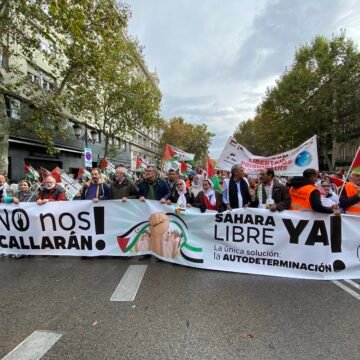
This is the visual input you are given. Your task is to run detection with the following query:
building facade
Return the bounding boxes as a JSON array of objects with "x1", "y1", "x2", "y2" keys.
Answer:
[{"x1": 2, "y1": 20, "x2": 162, "y2": 181}]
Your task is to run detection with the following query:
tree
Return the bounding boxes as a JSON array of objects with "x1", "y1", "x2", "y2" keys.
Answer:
[
  {"x1": 160, "y1": 117, "x2": 215, "y2": 162},
  {"x1": 0, "y1": 0, "x2": 145, "y2": 174},
  {"x1": 73, "y1": 40, "x2": 162, "y2": 157},
  {"x1": 233, "y1": 32, "x2": 360, "y2": 168}
]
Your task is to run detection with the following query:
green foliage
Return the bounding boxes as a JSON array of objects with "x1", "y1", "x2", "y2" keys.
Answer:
[
  {"x1": 160, "y1": 117, "x2": 215, "y2": 162},
  {"x1": 0, "y1": 0, "x2": 160, "y2": 159},
  {"x1": 233, "y1": 31, "x2": 360, "y2": 165}
]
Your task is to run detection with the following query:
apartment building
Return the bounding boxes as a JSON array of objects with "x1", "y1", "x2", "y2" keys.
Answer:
[{"x1": 2, "y1": 18, "x2": 161, "y2": 180}]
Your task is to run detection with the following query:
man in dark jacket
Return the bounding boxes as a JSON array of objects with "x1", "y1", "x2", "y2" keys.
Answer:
[
  {"x1": 253, "y1": 168, "x2": 290, "y2": 211},
  {"x1": 289, "y1": 168, "x2": 340, "y2": 214},
  {"x1": 138, "y1": 165, "x2": 170, "y2": 203},
  {"x1": 222, "y1": 164, "x2": 256, "y2": 210},
  {"x1": 166, "y1": 169, "x2": 178, "y2": 198},
  {"x1": 111, "y1": 166, "x2": 138, "y2": 201},
  {"x1": 80, "y1": 168, "x2": 111, "y2": 202}
]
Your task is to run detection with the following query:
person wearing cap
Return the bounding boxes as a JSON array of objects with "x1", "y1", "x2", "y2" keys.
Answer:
[
  {"x1": 340, "y1": 170, "x2": 360, "y2": 215},
  {"x1": 222, "y1": 164, "x2": 256, "y2": 210},
  {"x1": 111, "y1": 166, "x2": 138, "y2": 202},
  {"x1": 253, "y1": 168, "x2": 290, "y2": 211},
  {"x1": 289, "y1": 168, "x2": 340, "y2": 214},
  {"x1": 138, "y1": 165, "x2": 171, "y2": 203},
  {"x1": 193, "y1": 178, "x2": 222, "y2": 212}
]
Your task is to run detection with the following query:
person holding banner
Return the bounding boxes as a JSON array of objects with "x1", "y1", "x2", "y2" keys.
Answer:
[
  {"x1": 37, "y1": 176, "x2": 67, "y2": 204},
  {"x1": 13, "y1": 180, "x2": 37, "y2": 203},
  {"x1": 138, "y1": 165, "x2": 170, "y2": 203},
  {"x1": 319, "y1": 180, "x2": 339, "y2": 208},
  {"x1": 339, "y1": 170, "x2": 360, "y2": 215},
  {"x1": 193, "y1": 178, "x2": 222, "y2": 212},
  {"x1": 80, "y1": 168, "x2": 111, "y2": 202},
  {"x1": 111, "y1": 167, "x2": 138, "y2": 202},
  {"x1": 189, "y1": 174, "x2": 203, "y2": 198},
  {"x1": 0, "y1": 175, "x2": 9, "y2": 203},
  {"x1": 253, "y1": 168, "x2": 290, "y2": 211},
  {"x1": 166, "y1": 179, "x2": 193, "y2": 207},
  {"x1": 222, "y1": 165, "x2": 256, "y2": 210},
  {"x1": 289, "y1": 169, "x2": 340, "y2": 214}
]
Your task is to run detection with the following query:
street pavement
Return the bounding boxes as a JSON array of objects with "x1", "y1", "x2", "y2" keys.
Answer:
[{"x1": 0, "y1": 256, "x2": 359, "y2": 360}]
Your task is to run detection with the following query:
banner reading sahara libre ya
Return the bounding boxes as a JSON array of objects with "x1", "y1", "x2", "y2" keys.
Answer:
[
  {"x1": 1, "y1": 200, "x2": 359, "y2": 280},
  {"x1": 217, "y1": 135, "x2": 319, "y2": 175}
]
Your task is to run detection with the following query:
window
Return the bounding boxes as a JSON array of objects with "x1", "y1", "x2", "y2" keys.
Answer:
[
  {"x1": 0, "y1": 50, "x2": 8, "y2": 69},
  {"x1": 28, "y1": 72, "x2": 41, "y2": 86},
  {"x1": 40, "y1": 39, "x2": 55, "y2": 55},
  {"x1": 42, "y1": 79, "x2": 49, "y2": 90},
  {"x1": 27, "y1": 71, "x2": 54, "y2": 91},
  {"x1": 341, "y1": 147, "x2": 346, "y2": 161},
  {"x1": 8, "y1": 97, "x2": 21, "y2": 120}
]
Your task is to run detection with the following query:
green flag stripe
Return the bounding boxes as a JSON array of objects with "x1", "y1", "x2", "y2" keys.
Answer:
[
  {"x1": 182, "y1": 242, "x2": 202, "y2": 252},
  {"x1": 126, "y1": 224, "x2": 150, "y2": 252}
]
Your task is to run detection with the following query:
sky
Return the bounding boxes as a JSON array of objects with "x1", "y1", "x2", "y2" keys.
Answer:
[{"x1": 127, "y1": 0, "x2": 360, "y2": 159}]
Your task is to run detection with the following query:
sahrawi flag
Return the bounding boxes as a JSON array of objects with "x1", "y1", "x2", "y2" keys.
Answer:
[
  {"x1": 338, "y1": 146, "x2": 360, "y2": 197},
  {"x1": 180, "y1": 161, "x2": 193, "y2": 175},
  {"x1": 206, "y1": 154, "x2": 222, "y2": 192},
  {"x1": 136, "y1": 155, "x2": 148, "y2": 170},
  {"x1": 163, "y1": 145, "x2": 194, "y2": 172},
  {"x1": 100, "y1": 158, "x2": 115, "y2": 177},
  {"x1": 350, "y1": 146, "x2": 360, "y2": 174},
  {"x1": 23, "y1": 163, "x2": 40, "y2": 182}
]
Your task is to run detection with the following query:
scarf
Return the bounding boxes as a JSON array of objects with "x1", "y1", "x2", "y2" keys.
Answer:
[
  {"x1": 203, "y1": 178, "x2": 216, "y2": 206},
  {"x1": 190, "y1": 176, "x2": 203, "y2": 198},
  {"x1": 176, "y1": 179, "x2": 187, "y2": 209},
  {"x1": 257, "y1": 180, "x2": 274, "y2": 208}
]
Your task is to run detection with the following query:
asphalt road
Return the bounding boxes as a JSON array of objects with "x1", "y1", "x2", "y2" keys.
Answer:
[{"x1": 0, "y1": 256, "x2": 359, "y2": 360}]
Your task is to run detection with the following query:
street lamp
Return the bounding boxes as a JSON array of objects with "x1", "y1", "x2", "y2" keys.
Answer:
[
  {"x1": 73, "y1": 123, "x2": 98, "y2": 145},
  {"x1": 89, "y1": 129, "x2": 98, "y2": 144},
  {"x1": 72, "y1": 123, "x2": 81, "y2": 139}
]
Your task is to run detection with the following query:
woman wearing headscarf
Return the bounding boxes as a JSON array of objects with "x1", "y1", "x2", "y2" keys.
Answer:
[
  {"x1": 193, "y1": 178, "x2": 223, "y2": 212},
  {"x1": 189, "y1": 174, "x2": 203, "y2": 198},
  {"x1": 167, "y1": 179, "x2": 193, "y2": 208}
]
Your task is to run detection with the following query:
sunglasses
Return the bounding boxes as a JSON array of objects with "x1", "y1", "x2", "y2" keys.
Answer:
[{"x1": 177, "y1": 183, "x2": 184, "y2": 186}]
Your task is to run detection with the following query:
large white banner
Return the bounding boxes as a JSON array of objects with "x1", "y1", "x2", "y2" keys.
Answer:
[
  {"x1": 1, "y1": 200, "x2": 359, "y2": 280},
  {"x1": 217, "y1": 136, "x2": 319, "y2": 175}
]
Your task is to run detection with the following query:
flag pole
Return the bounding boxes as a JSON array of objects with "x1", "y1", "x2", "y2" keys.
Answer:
[{"x1": 338, "y1": 145, "x2": 360, "y2": 197}]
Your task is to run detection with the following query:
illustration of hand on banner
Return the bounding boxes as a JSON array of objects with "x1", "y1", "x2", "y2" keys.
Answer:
[{"x1": 116, "y1": 211, "x2": 203, "y2": 262}]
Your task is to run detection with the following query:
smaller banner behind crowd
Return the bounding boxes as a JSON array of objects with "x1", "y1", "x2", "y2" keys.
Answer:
[
  {"x1": 1, "y1": 200, "x2": 359, "y2": 280},
  {"x1": 217, "y1": 135, "x2": 319, "y2": 176}
]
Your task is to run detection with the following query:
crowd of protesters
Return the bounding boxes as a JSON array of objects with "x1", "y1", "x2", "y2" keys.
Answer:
[
  {"x1": 0, "y1": 164, "x2": 360, "y2": 258},
  {"x1": 1, "y1": 163, "x2": 359, "y2": 214}
]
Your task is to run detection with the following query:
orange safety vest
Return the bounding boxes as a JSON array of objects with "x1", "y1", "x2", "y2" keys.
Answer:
[
  {"x1": 344, "y1": 182, "x2": 360, "y2": 215},
  {"x1": 289, "y1": 184, "x2": 317, "y2": 211}
]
